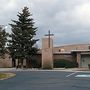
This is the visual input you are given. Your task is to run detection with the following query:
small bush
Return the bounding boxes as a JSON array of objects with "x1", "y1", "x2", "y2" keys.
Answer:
[
  {"x1": 54, "y1": 59, "x2": 78, "y2": 68},
  {"x1": 31, "y1": 59, "x2": 41, "y2": 68},
  {"x1": 88, "y1": 64, "x2": 90, "y2": 70}
]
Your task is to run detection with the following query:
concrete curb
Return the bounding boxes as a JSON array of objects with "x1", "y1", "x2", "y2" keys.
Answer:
[{"x1": 0, "y1": 68, "x2": 89, "y2": 72}]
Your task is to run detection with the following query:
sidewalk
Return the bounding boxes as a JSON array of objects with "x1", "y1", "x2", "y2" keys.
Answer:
[
  {"x1": 0, "y1": 68, "x2": 16, "y2": 71},
  {"x1": 0, "y1": 68, "x2": 89, "y2": 72},
  {"x1": 54, "y1": 68, "x2": 90, "y2": 72}
]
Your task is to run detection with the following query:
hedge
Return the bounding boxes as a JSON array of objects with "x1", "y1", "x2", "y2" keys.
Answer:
[{"x1": 54, "y1": 59, "x2": 78, "y2": 68}]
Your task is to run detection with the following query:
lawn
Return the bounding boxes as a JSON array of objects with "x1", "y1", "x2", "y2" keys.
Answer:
[{"x1": 0, "y1": 73, "x2": 16, "y2": 80}]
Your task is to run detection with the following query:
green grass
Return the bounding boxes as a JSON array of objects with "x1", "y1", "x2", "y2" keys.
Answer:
[{"x1": 0, "y1": 73, "x2": 16, "y2": 80}]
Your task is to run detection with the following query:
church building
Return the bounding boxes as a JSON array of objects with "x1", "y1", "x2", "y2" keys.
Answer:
[
  {"x1": 38, "y1": 31, "x2": 90, "y2": 69},
  {"x1": 0, "y1": 32, "x2": 90, "y2": 68},
  {"x1": 36, "y1": 43, "x2": 90, "y2": 68},
  {"x1": 53, "y1": 44, "x2": 90, "y2": 68}
]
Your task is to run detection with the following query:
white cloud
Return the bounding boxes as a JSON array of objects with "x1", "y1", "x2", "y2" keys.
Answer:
[
  {"x1": 0, "y1": 0, "x2": 90, "y2": 47},
  {"x1": 0, "y1": 0, "x2": 16, "y2": 13},
  {"x1": 6, "y1": 0, "x2": 16, "y2": 9},
  {"x1": 73, "y1": 3, "x2": 90, "y2": 26}
]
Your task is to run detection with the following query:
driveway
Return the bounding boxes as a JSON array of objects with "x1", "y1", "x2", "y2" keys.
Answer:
[{"x1": 0, "y1": 71, "x2": 90, "y2": 90}]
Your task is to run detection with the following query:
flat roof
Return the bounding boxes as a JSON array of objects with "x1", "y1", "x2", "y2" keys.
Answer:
[
  {"x1": 54, "y1": 52, "x2": 71, "y2": 55},
  {"x1": 71, "y1": 50, "x2": 90, "y2": 52}
]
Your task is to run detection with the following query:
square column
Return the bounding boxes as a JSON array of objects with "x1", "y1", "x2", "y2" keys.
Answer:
[
  {"x1": 42, "y1": 38, "x2": 53, "y2": 69},
  {"x1": 76, "y1": 52, "x2": 81, "y2": 68}
]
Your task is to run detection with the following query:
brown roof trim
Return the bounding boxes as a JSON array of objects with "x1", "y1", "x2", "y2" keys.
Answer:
[
  {"x1": 71, "y1": 50, "x2": 90, "y2": 53},
  {"x1": 54, "y1": 52, "x2": 71, "y2": 55}
]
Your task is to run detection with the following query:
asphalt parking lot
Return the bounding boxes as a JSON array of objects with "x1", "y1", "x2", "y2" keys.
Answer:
[{"x1": 0, "y1": 71, "x2": 90, "y2": 90}]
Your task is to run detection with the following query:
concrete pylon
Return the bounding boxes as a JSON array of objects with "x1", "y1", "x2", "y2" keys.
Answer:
[{"x1": 42, "y1": 38, "x2": 53, "y2": 69}]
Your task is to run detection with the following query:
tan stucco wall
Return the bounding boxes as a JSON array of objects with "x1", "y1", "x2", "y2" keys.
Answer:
[
  {"x1": 53, "y1": 44, "x2": 90, "y2": 52},
  {"x1": 42, "y1": 38, "x2": 53, "y2": 69},
  {"x1": 53, "y1": 54, "x2": 73, "y2": 61},
  {"x1": 0, "y1": 54, "x2": 12, "y2": 68}
]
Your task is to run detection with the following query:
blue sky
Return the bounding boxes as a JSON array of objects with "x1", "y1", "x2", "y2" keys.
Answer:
[{"x1": 0, "y1": 0, "x2": 90, "y2": 48}]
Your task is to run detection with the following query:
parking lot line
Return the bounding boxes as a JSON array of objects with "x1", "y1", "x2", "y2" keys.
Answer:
[
  {"x1": 66, "y1": 72, "x2": 77, "y2": 77},
  {"x1": 75, "y1": 74, "x2": 90, "y2": 77}
]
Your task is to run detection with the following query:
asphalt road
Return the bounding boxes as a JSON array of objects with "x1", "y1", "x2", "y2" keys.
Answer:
[{"x1": 0, "y1": 71, "x2": 90, "y2": 90}]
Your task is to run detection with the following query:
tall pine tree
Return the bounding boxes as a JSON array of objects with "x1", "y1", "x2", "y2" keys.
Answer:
[
  {"x1": 8, "y1": 7, "x2": 38, "y2": 68},
  {"x1": 0, "y1": 25, "x2": 8, "y2": 57}
]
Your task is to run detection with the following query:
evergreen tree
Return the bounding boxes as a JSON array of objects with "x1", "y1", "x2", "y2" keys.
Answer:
[
  {"x1": 0, "y1": 25, "x2": 8, "y2": 57},
  {"x1": 8, "y1": 7, "x2": 38, "y2": 68}
]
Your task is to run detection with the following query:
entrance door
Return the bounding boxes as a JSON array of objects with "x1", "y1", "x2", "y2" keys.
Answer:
[{"x1": 81, "y1": 55, "x2": 90, "y2": 68}]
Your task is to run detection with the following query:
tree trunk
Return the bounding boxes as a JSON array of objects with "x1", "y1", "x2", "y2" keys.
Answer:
[
  {"x1": 26, "y1": 59, "x2": 32, "y2": 68},
  {"x1": 21, "y1": 59, "x2": 24, "y2": 68}
]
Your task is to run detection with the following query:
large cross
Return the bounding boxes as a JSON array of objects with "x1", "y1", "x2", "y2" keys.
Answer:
[{"x1": 45, "y1": 30, "x2": 54, "y2": 48}]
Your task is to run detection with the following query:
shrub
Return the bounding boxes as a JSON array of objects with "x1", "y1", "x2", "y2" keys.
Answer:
[
  {"x1": 31, "y1": 59, "x2": 41, "y2": 68},
  {"x1": 54, "y1": 59, "x2": 78, "y2": 68},
  {"x1": 88, "y1": 64, "x2": 90, "y2": 70}
]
